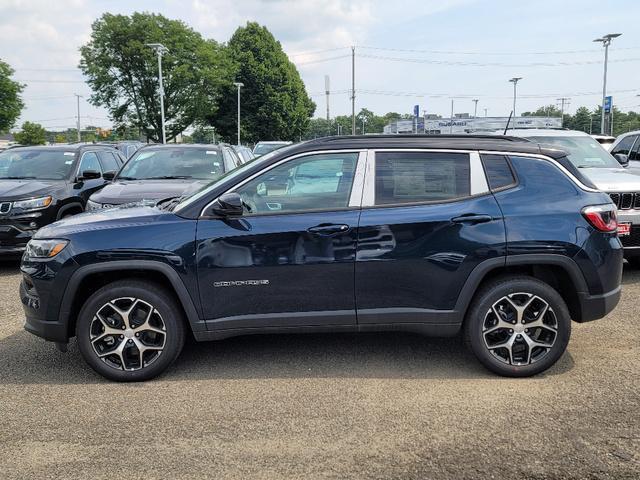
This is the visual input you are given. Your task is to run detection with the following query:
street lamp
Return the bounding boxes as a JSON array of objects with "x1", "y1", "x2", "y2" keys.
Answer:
[
  {"x1": 233, "y1": 82, "x2": 244, "y2": 146},
  {"x1": 594, "y1": 33, "x2": 621, "y2": 135},
  {"x1": 508, "y1": 77, "x2": 522, "y2": 118},
  {"x1": 146, "y1": 43, "x2": 169, "y2": 144}
]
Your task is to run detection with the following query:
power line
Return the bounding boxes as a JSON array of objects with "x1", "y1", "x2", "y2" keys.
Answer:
[
  {"x1": 287, "y1": 46, "x2": 350, "y2": 57},
  {"x1": 296, "y1": 54, "x2": 351, "y2": 65},
  {"x1": 358, "y1": 45, "x2": 640, "y2": 56}
]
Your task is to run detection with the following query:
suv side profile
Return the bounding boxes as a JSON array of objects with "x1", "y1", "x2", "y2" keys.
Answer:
[
  {"x1": 20, "y1": 135, "x2": 622, "y2": 381},
  {"x1": 0, "y1": 144, "x2": 125, "y2": 255}
]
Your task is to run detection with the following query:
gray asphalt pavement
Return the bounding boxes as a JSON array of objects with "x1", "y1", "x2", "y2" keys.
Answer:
[{"x1": 0, "y1": 260, "x2": 638, "y2": 479}]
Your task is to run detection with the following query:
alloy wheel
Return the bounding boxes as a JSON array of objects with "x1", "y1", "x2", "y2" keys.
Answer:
[
  {"x1": 482, "y1": 292, "x2": 558, "y2": 366},
  {"x1": 89, "y1": 297, "x2": 167, "y2": 371}
]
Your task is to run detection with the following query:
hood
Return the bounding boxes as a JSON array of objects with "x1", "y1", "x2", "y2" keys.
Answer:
[
  {"x1": 35, "y1": 204, "x2": 176, "y2": 238},
  {"x1": 581, "y1": 168, "x2": 640, "y2": 192},
  {"x1": 0, "y1": 179, "x2": 65, "y2": 200},
  {"x1": 90, "y1": 179, "x2": 209, "y2": 204}
]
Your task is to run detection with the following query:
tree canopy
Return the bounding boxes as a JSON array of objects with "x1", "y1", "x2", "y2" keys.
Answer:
[
  {"x1": 0, "y1": 59, "x2": 24, "y2": 133},
  {"x1": 210, "y1": 22, "x2": 315, "y2": 143},
  {"x1": 80, "y1": 12, "x2": 232, "y2": 142},
  {"x1": 14, "y1": 122, "x2": 46, "y2": 145}
]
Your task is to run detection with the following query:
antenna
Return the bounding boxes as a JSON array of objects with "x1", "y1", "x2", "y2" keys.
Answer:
[{"x1": 503, "y1": 110, "x2": 514, "y2": 135}]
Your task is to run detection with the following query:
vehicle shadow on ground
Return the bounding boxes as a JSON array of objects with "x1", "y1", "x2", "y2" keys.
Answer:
[{"x1": 0, "y1": 329, "x2": 575, "y2": 385}]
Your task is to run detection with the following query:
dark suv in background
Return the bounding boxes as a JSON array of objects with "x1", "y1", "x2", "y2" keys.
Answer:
[
  {"x1": 20, "y1": 135, "x2": 622, "y2": 381},
  {"x1": 0, "y1": 144, "x2": 125, "y2": 255}
]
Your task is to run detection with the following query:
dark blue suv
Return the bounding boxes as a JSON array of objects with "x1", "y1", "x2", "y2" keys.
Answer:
[{"x1": 19, "y1": 135, "x2": 623, "y2": 381}]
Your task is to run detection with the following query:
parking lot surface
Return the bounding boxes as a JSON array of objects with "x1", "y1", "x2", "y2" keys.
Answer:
[{"x1": 0, "y1": 260, "x2": 638, "y2": 480}]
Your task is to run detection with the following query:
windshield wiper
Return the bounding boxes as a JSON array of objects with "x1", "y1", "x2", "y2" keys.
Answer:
[
  {"x1": 157, "y1": 195, "x2": 184, "y2": 211},
  {"x1": 117, "y1": 176, "x2": 138, "y2": 180},
  {"x1": 1, "y1": 176, "x2": 37, "y2": 179},
  {"x1": 146, "y1": 175, "x2": 193, "y2": 180}
]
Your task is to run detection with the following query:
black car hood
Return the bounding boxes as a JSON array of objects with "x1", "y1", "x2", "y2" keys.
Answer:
[
  {"x1": 0, "y1": 179, "x2": 66, "y2": 200},
  {"x1": 90, "y1": 179, "x2": 210, "y2": 204}
]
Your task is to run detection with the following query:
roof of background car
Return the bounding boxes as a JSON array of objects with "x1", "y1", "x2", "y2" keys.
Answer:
[
  {"x1": 4, "y1": 144, "x2": 115, "y2": 152},
  {"x1": 288, "y1": 134, "x2": 567, "y2": 159},
  {"x1": 502, "y1": 129, "x2": 590, "y2": 138},
  {"x1": 136, "y1": 144, "x2": 222, "y2": 150}
]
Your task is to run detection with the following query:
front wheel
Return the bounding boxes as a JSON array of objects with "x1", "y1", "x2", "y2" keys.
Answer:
[
  {"x1": 76, "y1": 280, "x2": 185, "y2": 382},
  {"x1": 464, "y1": 276, "x2": 571, "y2": 377}
]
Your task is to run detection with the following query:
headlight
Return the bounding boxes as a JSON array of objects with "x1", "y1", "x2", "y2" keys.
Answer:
[
  {"x1": 86, "y1": 200, "x2": 101, "y2": 211},
  {"x1": 25, "y1": 239, "x2": 68, "y2": 258},
  {"x1": 13, "y1": 196, "x2": 52, "y2": 211}
]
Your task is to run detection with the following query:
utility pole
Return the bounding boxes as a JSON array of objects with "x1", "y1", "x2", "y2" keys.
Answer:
[
  {"x1": 325, "y1": 75, "x2": 330, "y2": 136},
  {"x1": 351, "y1": 46, "x2": 356, "y2": 135},
  {"x1": 450, "y1": 99, "x2": 454, "y2": 134},
  {"x1": 74, "y1": 94, "x2": 82, "y2": 142},
  {"x1": 509, "y1": 77, "x2": 522, "y2": 118},
  {"x1": 362, "y1": 117, "x2": 366, "y2": 135},
  {"x1": 472, "y1": 99, "x2": 479, "y2": 118},
  {"x1": 484, "y1": 108, "x2": 488, "y2": 117},
  {"x1": 594, "y1": 33, "x2": 621, "y2": 135},
  {"x1": 557, "y1": 97, "x2": 570, "y2": 126},
  {"x1": 233, "y1": 82, "x2": 244, "y2": 145},
  {"x1": 146, "y1": 43, "x2": 169, "y2": 144}
]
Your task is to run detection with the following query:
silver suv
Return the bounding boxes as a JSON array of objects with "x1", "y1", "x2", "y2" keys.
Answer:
[{"x1": 504, "y1": 129, "x2": 640, "y2": 265}]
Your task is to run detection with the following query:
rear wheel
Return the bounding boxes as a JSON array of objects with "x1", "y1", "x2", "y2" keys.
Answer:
[
  {"x1": 76, "y1": 280, "x2": 185, "y2": 382},
  {"x1": 464, "y1": 276, "x2": 571, "y2": 377}
]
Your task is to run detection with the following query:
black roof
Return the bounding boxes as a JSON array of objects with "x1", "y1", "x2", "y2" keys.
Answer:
[
  {"x1": 292, "y1": 134, "x2": 567, "y2": 159},
  {"x1": 139, "y1": 143, "x2": 222, "y2": 150},
  {"x1": 5, "y1": 143, "x2": 118, "y2": 152}
]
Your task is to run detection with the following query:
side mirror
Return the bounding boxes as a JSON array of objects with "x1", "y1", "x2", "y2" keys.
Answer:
[
  {"x1": 78, "y1": 169, "x2": 101, "y2": 181},
  {"x1": 614, "y1": 153, "x2": 629, "y2": 167},
  {"x1": 102, "y1": 171, "x2": 116, "y2": 181},
  {"x1": 208, "y1": 192, "x2": 244, "y2": 217}
]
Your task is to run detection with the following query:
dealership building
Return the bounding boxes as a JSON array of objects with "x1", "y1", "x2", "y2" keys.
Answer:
[{"x1": 383, "y1": 116, "x2": 562, "y2": 135}]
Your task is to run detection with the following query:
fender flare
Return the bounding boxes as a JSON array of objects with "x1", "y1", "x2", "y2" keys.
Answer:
[
  {"x1": 58, "y1": 260, "x2": 205, "y2": 337},
  {"x1": 56, "y1": 201, "x2": 84, "y2": 219},
  {"x1": 453, "y1": 254, "x2": 588, "y2": 317}
]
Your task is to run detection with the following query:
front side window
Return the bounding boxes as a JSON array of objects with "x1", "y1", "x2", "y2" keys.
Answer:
[
  {"x1": 0, "y1": 149, "x2": 77, "y2": 180},
  {"x1": 611, "y1": 135, "x2": 636, "y2": 157},
  {"x1": 374, "y1": 151, "x2": 470, "y2": 205},
  {"x1": 629, "y1": 138, "x2": 640, "y2": 161},
  {"x1": 98, "y1": 151, "x2": 120, "y2": 172},
  {"x1": 118, "y1": 148, "x2": 224, "y2": 180},
  {"x1": 78, "y1": 152, "x2": 102, "y2": 174},
  {"x1": 236, "y1": 152, "x2": 358, "y2": 214}
]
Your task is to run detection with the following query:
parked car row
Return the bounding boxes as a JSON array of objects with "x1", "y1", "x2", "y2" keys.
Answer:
[{"x1": 18, "y1": 133, "x2": 624, "y2": 382}]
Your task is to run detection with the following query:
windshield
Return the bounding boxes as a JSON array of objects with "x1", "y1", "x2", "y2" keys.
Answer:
[
  {"x1": 0, "y1": 149, "x2": 76, "y2": 180},
  {"x1": 531, "y1": 136, "x2": 620, "y2": 168},
  {"x1": 117, "y1": 148, "x2": 225, "y2": 180},
  {"x1": 174, "y1": 144, "x2": 297, "y2": 212},
  {"x1": 253, "y1": 143, "x2": 288, "y2": 156}
]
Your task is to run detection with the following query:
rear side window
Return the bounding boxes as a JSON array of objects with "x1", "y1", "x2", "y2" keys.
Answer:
[
  {"x1": 611, "y1": 135, "x2": 636, "y2": 156},
  {"x1": 481, "y1": 154, "x2": 516, "y2": 190},
  {"x1": 375, "y1": 151, "x2": 470, "y2": 205}
]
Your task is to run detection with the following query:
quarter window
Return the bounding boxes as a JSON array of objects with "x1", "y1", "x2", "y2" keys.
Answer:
[
  {"x1": 374, "y1": 152, "x2": 470, "y2": 205},
  {"x1": 236, "y1": 152, "x2": 358, "y2": 214},
  {"x1": 481, "y1": 154, "x2": 516, "y2": 190}
]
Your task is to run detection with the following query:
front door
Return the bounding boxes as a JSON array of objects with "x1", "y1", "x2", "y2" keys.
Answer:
[
  {"x1": 355, "y1": 150, "x2": 505, "y2": 325},
  {"x1": 196, "y1": 151, "x2": 365, "y2": 330}
]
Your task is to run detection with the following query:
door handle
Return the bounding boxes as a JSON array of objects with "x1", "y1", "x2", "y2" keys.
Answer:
[
  {"x1": 451, "y1": 214, "x2": 493, "y2": 224},
  {"x1": 307, "y1": 224, "x2": 351, "y2": 236}
]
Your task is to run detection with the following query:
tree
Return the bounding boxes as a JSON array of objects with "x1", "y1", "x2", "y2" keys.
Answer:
[
  {"x1": 191, "y1": 125, "x2": 217, "y2": 144},
  {"x1": 211, "y1": 22, "x2": 315, "y2": 143},
  {"x1": 80, "y1": 12, "x2": 232, "y2": 142},
  {"x1": 0, "y1": 59, "x2": 24, "y2": 133},
  {"x1": 14, "y1": 122, "x2": 46, "y2": 145}
]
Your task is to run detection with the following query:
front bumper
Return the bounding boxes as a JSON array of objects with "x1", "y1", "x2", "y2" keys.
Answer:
[
  {"x1": 0, "y1": 224, "x2": 34, "y2": 255},
  {"x1": 615, "y1": 210, "x2": 640, "y2": 255}
]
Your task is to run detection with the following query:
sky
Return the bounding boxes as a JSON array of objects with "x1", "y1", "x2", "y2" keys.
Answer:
[{"x1": 1, "y1": 0, "x2": 640, "y2": 131}]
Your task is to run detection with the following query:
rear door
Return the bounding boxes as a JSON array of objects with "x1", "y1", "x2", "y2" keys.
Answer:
[{"x1": 355, "y1": 149, "x2": 505, "y2": 325}]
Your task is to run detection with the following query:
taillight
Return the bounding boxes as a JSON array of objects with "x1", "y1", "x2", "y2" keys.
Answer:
[{"x1": 582, "y1": 205, "x2": 618, "y2": 232}]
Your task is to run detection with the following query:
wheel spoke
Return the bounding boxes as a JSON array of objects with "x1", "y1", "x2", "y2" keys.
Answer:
[
  {"x1": 136, "y1": 308, "x2": 165, "y2": 335},
  {"x1": 488, "y1": 334, "x2": 517, "y2": 364}
]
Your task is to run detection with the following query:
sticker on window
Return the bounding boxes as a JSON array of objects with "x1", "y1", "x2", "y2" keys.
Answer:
[
  {"x1": 64, "y1": 160, "x2": 73, "y2": 164},
  {"x1": 206, "y1": 151, "x2": 218, "y2": 155},
  {"x1": 64, "y1": 152, "x2": 75, "y2": 156}
]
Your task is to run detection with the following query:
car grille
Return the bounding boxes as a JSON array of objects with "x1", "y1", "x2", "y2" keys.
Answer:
[
  {"x1": 0, "y1": 202, "x2": 11, "y2": 214},
  {"x1": 620, "y1": 225, "x2": 640, "y2": 248},
  {"x1": 609, "y1": 192, "x2": 640, "y2": 210}
]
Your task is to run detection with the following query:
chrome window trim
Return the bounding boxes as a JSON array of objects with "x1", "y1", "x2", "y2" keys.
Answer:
[
  {"x1": 348, "y1": 151, "x2": 368, "y2": 207},
  {"x1": 76, "y1": 150, "x2": 103, "y2": 176},
  {"x1": 361, "y1": 150, "x2": 375, "y2": 207},
  {"x1": 479, "y1": 150, "x2": 600, "y2": 193},
  {"x1": 200, "y1": 149, "x2": 366, "y2": 217},
  {"x1": 469, "y1": 151, "x2": 489, "y2": 195}
]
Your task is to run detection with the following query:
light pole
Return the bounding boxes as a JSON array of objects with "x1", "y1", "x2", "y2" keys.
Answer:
[
  {"x1": 472, "y1": 99, "x2": 479, "y2": 118},
  {"x1": 362, "y1": 117, "x2": 366, "y2": 135},
  {"x1": 74, "y1": 94, "x2": 82, "y2": 142},
  {"x1": 509, "y1": 77, "x2": 522, "y2": 117},
  {"x1": 484, "y1": 108, "x2": 488, "y2": 117},
  {"x1": 147, "y1": 43, "x2": 169, "y2": 144},
  {"x1": 233, "y1": 82, "x2": 244, "y2": 145},
  {"x1": 594, "y1": 33, "x2": 621, "y2": 135}
]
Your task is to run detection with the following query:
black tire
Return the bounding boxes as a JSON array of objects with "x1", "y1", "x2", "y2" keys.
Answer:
[
  {"x1": 76, "y1": 280, "x2": 185, "y2": 382},
  {"x1": 626, "y1": 256, "x2": 640, "y2": 269},
  {"x1": 464, "y1": 276, "x2": 571, "y2": 377}
]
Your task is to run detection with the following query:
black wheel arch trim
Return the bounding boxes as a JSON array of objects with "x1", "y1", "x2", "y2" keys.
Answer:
[
  {"x1": 56, "y1": 201, "x2": 84, "y2": 219},
  {"x1": 454, "y1": 254, "x2": 588, "y2": 317},
  {"x1": 58, "y1": 260, "x2": 205, "y2": 338}
]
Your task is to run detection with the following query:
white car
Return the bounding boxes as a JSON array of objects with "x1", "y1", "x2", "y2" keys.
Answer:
[
  {"x1": 610, "y1": 130, "x2": 640, "y2": 167},
  {"x1": 591, "y1": 134, "x2": 616, "y2": 151},
  {"x1": 501, "y1": 129, "x2": 640, "y2": 264}
]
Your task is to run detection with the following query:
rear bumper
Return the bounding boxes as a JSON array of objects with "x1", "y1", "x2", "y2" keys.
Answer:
[{"x1": 576, "y1": 285, "x2": 621, "y2": 322}]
